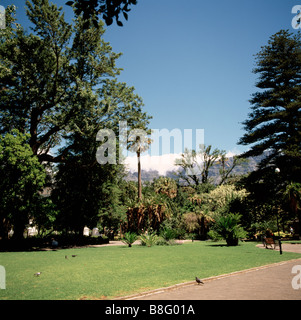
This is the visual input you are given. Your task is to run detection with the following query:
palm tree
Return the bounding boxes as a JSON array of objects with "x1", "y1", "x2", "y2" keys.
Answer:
[
  {"x1": 188, "y1": 193, "x2": 213, "y2": 240},
  {"x1": 144, "y1": 193, "x2": 172, "y2": 231},
  {"x1": 128, "y1": 133, "x2": 151, "y2": 201}
]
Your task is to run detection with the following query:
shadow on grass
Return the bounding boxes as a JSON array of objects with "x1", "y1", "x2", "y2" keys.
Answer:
[
  {"x1": 0, "y1": 236, "x2": 109, "y2": 252},
  {"x1": 206, "y1": 244, "x2": 228, "y2": 247},
  {"x1": 205, "y1": 242, "x2": 245, "y2": 247}
]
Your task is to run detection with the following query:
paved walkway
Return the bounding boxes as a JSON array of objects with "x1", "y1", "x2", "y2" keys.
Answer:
[{"x1": 116, "y1": 243, "x2": 301, "y2": 300}]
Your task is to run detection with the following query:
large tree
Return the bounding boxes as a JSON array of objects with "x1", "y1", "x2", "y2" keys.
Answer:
[
  {"x1": 175, "y1": 145, "x2": 224, "y2": 187},
  {"x1": 0, "y1": 130, "x2": 46, "y2": 240},
  {"x1": 51, "y1": 80, "x2": 149, "y2": 234},
  {"x1": 0, "y1": 1, "x2": 151, "y2": 236},
  {"x1": 238, "y1": 30, "x2": 301, "y2": 183},
  {"x1": 239, "y1": 30, "x2": 301, "y2": 236},
  {"x1": 0, "y1": 1, "x2": 121, "y2": 163}
]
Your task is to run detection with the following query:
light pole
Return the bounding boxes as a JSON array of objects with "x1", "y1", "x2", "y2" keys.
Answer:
[{"x1": 275, "y1": 167, "x2": 282, "y2": 254}]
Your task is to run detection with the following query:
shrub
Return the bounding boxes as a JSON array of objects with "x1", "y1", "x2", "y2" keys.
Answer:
[
  {"x1": 139, "y1": 232, "x2": 158, "y2": 247},
  {"x1": 160, "y1": 227, "x2": 176, "y2": 242},
  {"x1": 207, "y1": 229, "x2": 223, "y2": 242},
  {"x1": 121, "y1": 232, "x2": 138, "y2": 247},
  {"x1": 155, "y1": 237, "x2": 168, "y2": 246},
  {"x1": 209, "y1": 213, "x2": 247, "y2": 246},
  {"x1": 156, "y1": 236, "x2": 180, "y2": 246}
]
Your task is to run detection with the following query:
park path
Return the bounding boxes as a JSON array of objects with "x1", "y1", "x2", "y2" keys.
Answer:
[{"x1": 115, "y1": 243, "x2": 301, "y2": 300}]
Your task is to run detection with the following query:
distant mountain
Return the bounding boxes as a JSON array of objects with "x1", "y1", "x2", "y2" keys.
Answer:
[
  {"x1": 126, "y1": 169, "x2": 161, "y2": 182},
  {"x1": 125, "y1": 152, "x2": 269, "y2": 183},
  {"x1": 208, "y1": 153, "x2": 267, "y2": 184}
]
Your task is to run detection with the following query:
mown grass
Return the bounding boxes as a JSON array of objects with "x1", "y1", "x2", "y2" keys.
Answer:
[{"x1": 0, "y1": 241, "x2": 300, "y2": 300}]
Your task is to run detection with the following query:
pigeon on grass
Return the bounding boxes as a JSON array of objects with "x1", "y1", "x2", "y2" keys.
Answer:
[
  {"x1": 195, "y1": 276, "x2": 204, "y2": 285},
  {"x1": 34, "y1": 272, "x2": 42, "y2": 277}
]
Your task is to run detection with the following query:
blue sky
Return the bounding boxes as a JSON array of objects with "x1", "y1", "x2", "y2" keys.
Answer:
[
  {"x1": 102, "y1": 0, "x2": 299, "y2": 155},
  {"x1": 1, "y1": 0, "x2": 300, "y2": 170}
]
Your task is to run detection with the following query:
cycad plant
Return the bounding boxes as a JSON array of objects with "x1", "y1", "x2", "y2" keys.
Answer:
[
  {"x1": 139, "y1": 231, "x2": 158, "y2": 247},
  {"x1": 208, "y1": 213, "x2": 247, "y2": 246},
  {"x1": 121, "y1": 232, "x2": 138, "y2": 247}
]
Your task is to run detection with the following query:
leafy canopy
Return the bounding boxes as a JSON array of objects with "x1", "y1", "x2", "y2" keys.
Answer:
[
  {"x1": 0, "y1": 1, "x2": 148, "y2": 165},
  {"x1": 0, "y1": 130, "x2": 46, "y2": 239}
]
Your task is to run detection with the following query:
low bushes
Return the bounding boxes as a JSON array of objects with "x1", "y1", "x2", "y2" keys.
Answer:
[{"x1": 121, "y1": 228, "x2": 182, "y2": 247}]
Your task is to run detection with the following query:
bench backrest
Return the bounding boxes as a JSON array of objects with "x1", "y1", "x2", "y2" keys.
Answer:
[{"x1": 265, "y1": 237, "x2": 274, "y2": 244}]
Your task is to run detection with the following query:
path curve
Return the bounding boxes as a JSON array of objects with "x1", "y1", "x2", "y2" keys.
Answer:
[{"x1": 115, "y1": 243, "x2": 301, "y2": 300}]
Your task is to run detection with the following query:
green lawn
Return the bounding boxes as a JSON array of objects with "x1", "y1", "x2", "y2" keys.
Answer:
[{"x1": 0, "y1": 241, "x2": 300, "y2": 300}]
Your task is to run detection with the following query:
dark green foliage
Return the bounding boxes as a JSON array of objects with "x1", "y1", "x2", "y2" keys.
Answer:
[
  {"x1": 0, "y1": 232, "x2": 109, "y2": 251},
  {"x1": 0, "y1": 130, "x2": 46, "y2": 240},
  {"x1": 0, "y1": 1, "x2": 122, "y2": 162},
  {"x1": 238, "y1": 30, "x2": 301, "y2": 235},
  {"x1": 239, "y1": 30, "x2": 301, "y2": 184},
  {"x1": 0, "y1": 1, "x2": 151, "y2": 240},
  {"x1": 160, "y1": 227, "x2": 176, "y2": 242},
  {"x1": 208, "y1": 213, "x2": 247, "y2": 246}
]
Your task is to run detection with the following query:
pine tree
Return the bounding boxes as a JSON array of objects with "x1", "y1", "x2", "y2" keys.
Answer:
[{"x1": 239, "y1": 30, "x2": 301, "y2": 183}]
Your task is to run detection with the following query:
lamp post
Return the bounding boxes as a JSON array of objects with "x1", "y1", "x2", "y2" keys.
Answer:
[{"x1": 275, "y1": 167, "x2": 282, "y2": 254}]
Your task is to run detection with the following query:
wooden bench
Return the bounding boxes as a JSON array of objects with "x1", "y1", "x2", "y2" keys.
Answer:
[{"x1": 263, "y1": 237, "x2": 279, "y2": 250}]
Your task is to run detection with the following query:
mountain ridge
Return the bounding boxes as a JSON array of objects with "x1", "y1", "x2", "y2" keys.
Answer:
[{"x1": 125, "y1": 153, "x2": 268, "y2": 183}]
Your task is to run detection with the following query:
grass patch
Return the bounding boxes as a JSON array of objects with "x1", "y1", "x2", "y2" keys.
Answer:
[{"x1": 0, "y1": 241, "x2": 300, "y2": 300}]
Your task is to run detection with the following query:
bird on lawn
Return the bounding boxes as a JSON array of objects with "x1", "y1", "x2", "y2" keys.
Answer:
[
  {"x1": 65, "y1": 255, "x2": 68, "y2": 259},
  {"x1": 195, "y1": 277, "x2": 204, "y2": 285},
  {"x1": 71, "y1": 255, "x2": 77, "y2": 257},
  {"x1": 34, "y1": 272, "x2": 42, "y2": 277}
]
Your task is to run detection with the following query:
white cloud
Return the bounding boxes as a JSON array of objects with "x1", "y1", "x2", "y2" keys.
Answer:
[
  {"x1": 123, "y1": 150, "x2": 241, "y2": 176},
  {"x1": 124, "y1": 153, "x2": 182, "y2": 175},
  {"x1": 225, "y1": 147, "x2": 242, "y2": 158}
]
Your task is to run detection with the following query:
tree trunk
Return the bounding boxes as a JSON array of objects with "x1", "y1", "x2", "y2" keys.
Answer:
[
  {"x1": 137, "y1": 150, "x2": 142, "y2": 201},
  {"x1": 12, "y1": 219, "x2": 26, "y2": 241},
  {"x1": 0, "y1": 216, "x2": 9, "y2": 240},
  {"x1": 297, "y1": 210, "x2": 301, "y2": 240},
  {"x1": 226, "y1": 237, "x2": 239, "y2": 246}
]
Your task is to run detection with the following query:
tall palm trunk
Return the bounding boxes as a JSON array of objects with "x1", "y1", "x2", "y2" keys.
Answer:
[{"x1": 137, "y1": 149, "x2": 142, "y2": 201}]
